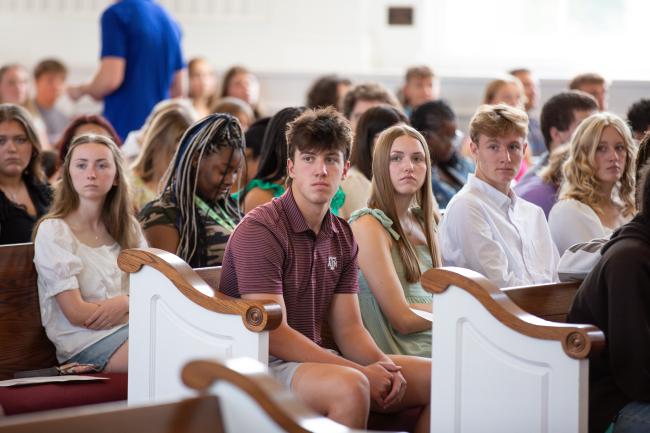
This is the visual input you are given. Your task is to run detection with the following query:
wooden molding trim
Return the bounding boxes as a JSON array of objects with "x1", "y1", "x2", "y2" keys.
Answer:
[
  {"x1": 421, "y1": 267, "x2": 605, "y2": 359},
  {"x1": 504, "y1": 280, "x2": 581, "y2": 293},
  {"x1": 118, "y1": 248, "x2": 282, "y2": 332},
  {"x1": 183, "y1": 358, "x2": 345, "y2": 433},
  {"x1": 0, "y1": 397, "x2": 224, "y2": 433}
]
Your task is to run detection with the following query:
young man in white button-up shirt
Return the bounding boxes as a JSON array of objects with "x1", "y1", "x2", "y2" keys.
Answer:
[{"x1": 439, "y1": 104, "x2": 559, "y2": 287}]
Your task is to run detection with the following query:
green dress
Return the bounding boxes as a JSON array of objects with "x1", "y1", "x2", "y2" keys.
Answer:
[
  {"x1": 236, "y1": 179, "x2": 346, "y2": 216},
  {"x1": 349, "y1": 208, "x2": 432, "y2": 357}
]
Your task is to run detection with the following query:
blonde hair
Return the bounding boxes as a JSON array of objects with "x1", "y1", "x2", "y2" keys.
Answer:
[
  {"x1": 369, "y1": 124, "x2": 441, "y2": 283},
  {"x1": 131, "y1": 105, "x2": 193, "y2": 183},
  {"x1": 35, "y1": 134, "x2": 141, "y2": 249},
  {"x1": 539, "y1": 144, "x2": 570, "y2": 186},
  {"x1": 483, "y1": 75, "x2": 526, "y2": 109},
  {"x1": 469, "y1": 104, "x2": 528, "y2": 144},
  {"x1": 559, "y1": 112, "x2": 636, "y2": 217}
]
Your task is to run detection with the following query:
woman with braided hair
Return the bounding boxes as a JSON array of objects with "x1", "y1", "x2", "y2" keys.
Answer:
[{"x1": 139, "y1": 113, "x2": 244, "y2": 267}]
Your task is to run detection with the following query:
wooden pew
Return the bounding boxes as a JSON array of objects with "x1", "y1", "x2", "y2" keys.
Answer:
[
  {"x1": 0, "y1": 244, "x2": 281, "y2": 415},
  {"x1": 0, "y1": 243, "x2": 127, "y2": 415},
  {"x1": 0, "y1": 357, "x2": 389, "y2": 433},
  {"x1": 502, "y1": 280, "x2": 582, "y2": 323},
  {"x1": 422, "y1": 267, "x2": 605, "y2": 433},
  {"x1": 118, "y1": 248, "x2": 283, "y2": 404},
  {"x1": 122, "y1": 248, "x2": 419, "y2": 432},
  {"x1": 0, "y1": 243, "x2": 56, "y2": 380}
]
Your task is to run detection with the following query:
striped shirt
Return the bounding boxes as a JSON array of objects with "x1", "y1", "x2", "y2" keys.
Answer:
[{"x1": 220, "y1": 188, "x2": 359, "y2": 346}]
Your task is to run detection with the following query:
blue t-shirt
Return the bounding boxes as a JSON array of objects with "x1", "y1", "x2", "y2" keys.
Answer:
[{"x1": 101, "y1": 0, "x2": 184, "y2": 140}]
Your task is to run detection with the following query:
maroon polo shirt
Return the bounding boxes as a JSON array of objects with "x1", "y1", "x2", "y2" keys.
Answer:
[{"x1": 219, "y1": 188, "x2": 359, "y2": 346}]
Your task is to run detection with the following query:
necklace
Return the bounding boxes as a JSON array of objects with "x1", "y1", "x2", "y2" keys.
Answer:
[{"x1": 194, "y1": 196, "x2": 237, "y2": 232}]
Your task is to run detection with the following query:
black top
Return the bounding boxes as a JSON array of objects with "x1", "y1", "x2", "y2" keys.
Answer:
[
  {"x1": 567, "y1": 214, "x2": 650, "y2": 433},
  {"x1": 0, "y1": 179, "x2": 52, "y2": 245}
]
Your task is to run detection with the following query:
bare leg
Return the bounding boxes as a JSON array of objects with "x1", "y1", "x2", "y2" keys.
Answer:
[
  {"x1": 104, "y1": 340, "x2": 128, "y2": 373},
  {"x1": 290, "y1": 363, "x2": 371, "y2": 428},
  {"x1": 372, "y1": 355, "x2": 431, "y2": 433}
]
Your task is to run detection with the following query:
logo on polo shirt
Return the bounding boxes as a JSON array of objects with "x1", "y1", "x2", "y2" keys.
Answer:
[{"x1": 327, "y1": 256, "x2": 337, "y2": 271}]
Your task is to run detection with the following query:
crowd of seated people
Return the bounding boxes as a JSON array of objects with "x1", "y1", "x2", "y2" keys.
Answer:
[
  {"x1": 4, "y1": 45, "x2": 650, "y2": 432},
  {"x1": 238, "y1": 106, "x2": 307, "y2": 213},
  {"x1": 410, "y1": 100, "x2": 474, "y2": 209},
  {"x1": 129, "y1": 103, "x2": 195, "y2": 210},
  {"x1": 399, "y1": 65, "x2": 439, "y2": 117},
  {"x1": 340, "y1": 105, "x2": 407, "y2": 219},
  {"x1": 509, "y1": 68, "x2": 545, "y2": 156},
  {"x1": 514, "y1": 90, "x2": 598, "y2": 217},
  {"x1": 139, "y1": 114, "x2": 244, "y2": 267}
]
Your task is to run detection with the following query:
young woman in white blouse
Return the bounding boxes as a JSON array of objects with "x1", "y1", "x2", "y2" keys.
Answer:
[
  {"x1": 549, "y1": 113, "x2": 636, "y2": 254},
  {"x1": 33, "y1": 133, "x2": 146, "y2": 372}
]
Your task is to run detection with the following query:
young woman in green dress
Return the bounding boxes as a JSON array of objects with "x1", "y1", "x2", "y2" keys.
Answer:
[{"x1": 349, "y1": 124, "x2": 441, "y2": 357}]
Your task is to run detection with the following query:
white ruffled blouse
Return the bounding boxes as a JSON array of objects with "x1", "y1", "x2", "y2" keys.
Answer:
[{"x1": 34, "y1": 218, "x2": 146, "y2": 363}]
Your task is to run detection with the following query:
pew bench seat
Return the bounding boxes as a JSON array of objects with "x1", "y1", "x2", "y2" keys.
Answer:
[
  {"x1": 0, "y1": 357, "x2": 397, "y2": 433},
  {"x1": 0, "y1": 373, "x2": 127, "y2": 416}
]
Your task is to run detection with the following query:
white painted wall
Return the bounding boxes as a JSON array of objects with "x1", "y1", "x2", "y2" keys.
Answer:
[{"x1": 1, "y1": 0, "x2": 648, "y2": 125}]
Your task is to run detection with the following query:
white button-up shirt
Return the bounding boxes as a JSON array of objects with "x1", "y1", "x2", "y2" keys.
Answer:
[{"x1": 439, "y1": 174, "x2": 559, "y2": 287}]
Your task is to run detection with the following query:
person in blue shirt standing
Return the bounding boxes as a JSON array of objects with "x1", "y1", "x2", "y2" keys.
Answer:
[{"x1": 68, "y1": 0, "x2": 185, "y2": 141}]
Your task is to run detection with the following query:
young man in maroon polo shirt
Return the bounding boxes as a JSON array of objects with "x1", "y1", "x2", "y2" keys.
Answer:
[{"x1": 220, "y1": 107, "x2": 431, "y2": 431}]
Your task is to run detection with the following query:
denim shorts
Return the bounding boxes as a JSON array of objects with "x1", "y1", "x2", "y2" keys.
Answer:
[{"x1": 65, "y1": 325, "x2": 129, "y2": 371}]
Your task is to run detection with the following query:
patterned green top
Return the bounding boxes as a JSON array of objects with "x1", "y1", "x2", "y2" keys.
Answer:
[
  {"x1": 348, "y1": 207, "x2": 432, "y2": 357},
  {"x1": 239, "y1": 179, "x2": 346, "y2": 216},
  {"x1": 138, "y1": 189, "x2": 240, "y2": 267}
]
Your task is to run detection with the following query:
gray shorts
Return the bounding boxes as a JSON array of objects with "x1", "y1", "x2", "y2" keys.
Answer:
[
  {"x1": 268, "y1": 349, "x2": 340, "y2": 390},
  {"x1": 268, "y1": 355, "x2": 302, "y2": 389}
]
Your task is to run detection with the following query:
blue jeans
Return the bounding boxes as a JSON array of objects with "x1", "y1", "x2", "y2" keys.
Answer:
[{"x1": 613, "y1": 401, "x2": 650, "y2": 433}]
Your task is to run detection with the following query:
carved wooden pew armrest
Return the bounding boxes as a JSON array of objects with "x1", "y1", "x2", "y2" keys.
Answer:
[
  {"x1": 118, "y1": 248, "x2": 282, "y2": 332},
  {"x1": 422, "y1": 266, "x2": 605, "y2": 359}
]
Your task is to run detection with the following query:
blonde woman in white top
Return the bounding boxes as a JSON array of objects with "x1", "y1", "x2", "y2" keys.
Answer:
[
  {"x1": 34, "y1": 133, "x2": 145, "y2": 372},
  {"x1": 549, "y1": 113, "x2": 636, "y2": 254}
]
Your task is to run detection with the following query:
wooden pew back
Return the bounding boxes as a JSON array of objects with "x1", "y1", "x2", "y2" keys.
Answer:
[
  {"x1": 0, "y1": 243, "x2": 57, "y2": 380},
  {"x1": 502, "y1": 280, "x2": 581, "y2": 323}
]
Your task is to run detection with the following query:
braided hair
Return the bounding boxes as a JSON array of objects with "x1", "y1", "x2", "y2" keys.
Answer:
[{"x1": 161, "y1": 113, "x2": 245, "y2": 265}]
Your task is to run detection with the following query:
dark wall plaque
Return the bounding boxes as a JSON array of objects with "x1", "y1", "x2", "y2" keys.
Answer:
[{"x1": 388, "y1": 6, "x2": 414, "y2": 26}]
